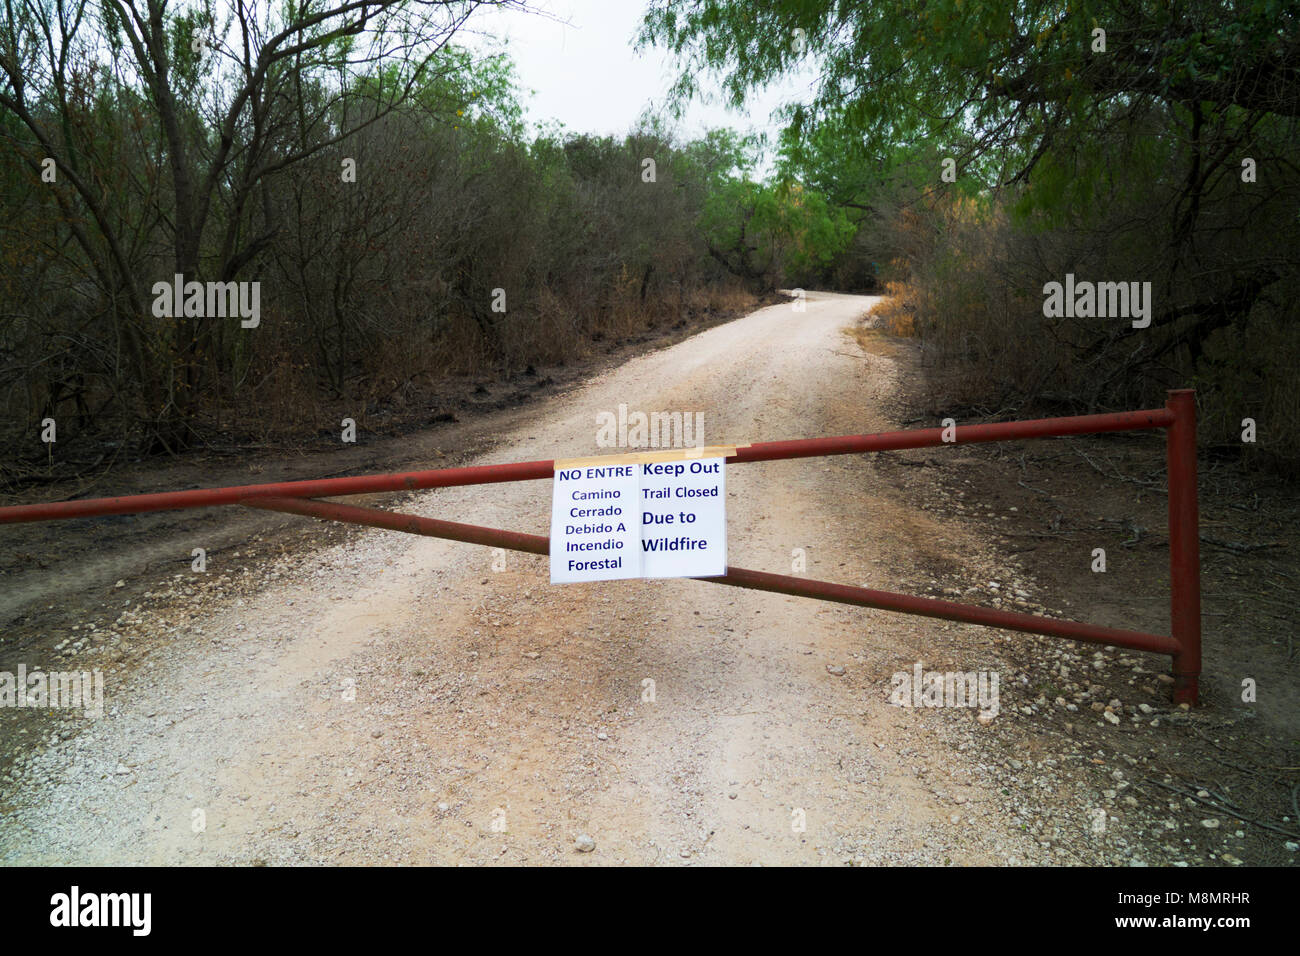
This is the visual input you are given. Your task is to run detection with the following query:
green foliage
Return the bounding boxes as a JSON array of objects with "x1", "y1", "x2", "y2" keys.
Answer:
[
  {"x1": 642, "y1": 0, "x2": 1300, "y2": 471},
  {"x1": 408, "y1": 46, "x2": 526, "y2": 141},
  {"x1": 0, "y1": 1, "x2": 780, "y2": 458},
  {"x1": 642, "y1": 0, "x2": 1300, "y2": 213},
  {"x1": 697, "y1": 167, "x2": 853, "y2": 288}
]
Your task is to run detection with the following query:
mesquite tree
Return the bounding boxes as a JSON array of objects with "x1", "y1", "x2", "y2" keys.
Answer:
[{"x1": 1, "y1": 0, "x2": 521, "y2": 450}]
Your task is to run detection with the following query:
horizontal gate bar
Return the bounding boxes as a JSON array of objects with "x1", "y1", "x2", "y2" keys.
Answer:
[
  {"x1": 246, "y1": 497, "x2": 1180, "y2": 658},
  {"x1": 0, "y1": 458, "x2": 555, "y2": 525},
  {"x1": 0, "y1": 407, "x2": 1175, "y2": 525},
  {"x1": 728, "y1": 407, "x2": 1174, "y2": 464}
]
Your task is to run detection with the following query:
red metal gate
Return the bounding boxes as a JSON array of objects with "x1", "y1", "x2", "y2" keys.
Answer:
[{"x1": 0, "y1": 389, "x2": 1202, "y2": 703}]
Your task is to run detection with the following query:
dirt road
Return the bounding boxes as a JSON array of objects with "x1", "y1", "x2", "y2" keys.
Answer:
[{"x1": 0, "y1": 292, "x2": 1123, "y2": 864}]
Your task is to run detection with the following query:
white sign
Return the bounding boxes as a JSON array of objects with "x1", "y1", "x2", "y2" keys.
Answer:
[
  {"x1": 549, "y1": 462, "x2": 639, "y2": 582},
  {"x1": 638, "y1": 459, "x2": 726, "y2": 578},
  {"x1": 551, "y1": 457, "x2": 727, "y2": 583}
]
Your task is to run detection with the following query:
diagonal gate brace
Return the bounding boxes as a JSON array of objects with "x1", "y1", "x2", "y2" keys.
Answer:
[{"x1": 245, "y1": 497, "x2": 1181, "y2": 658}]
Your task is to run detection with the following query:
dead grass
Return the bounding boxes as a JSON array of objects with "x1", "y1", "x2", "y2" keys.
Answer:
[
  {"x1": 844, "y1": 324, "x2": 902, "y2": 357},
  {"x1": 868, "y1": 279, "x2": 920, "y2": 338}
]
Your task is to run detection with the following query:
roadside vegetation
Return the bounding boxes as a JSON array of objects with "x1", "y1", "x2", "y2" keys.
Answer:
[
  {"x1": 0, "y1": 1, "x2": 850, "y2": 488},
  {"x1": 644, "y1": 0, "x2": 1300, "y2": 473},
  {"x1": 4, "y1": 0, "x2": 1296, "y2": 487}
]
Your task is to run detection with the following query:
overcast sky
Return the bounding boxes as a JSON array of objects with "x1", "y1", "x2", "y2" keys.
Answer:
[{"x1": 461, "y1": 0, "x2": 818, "y2": 160}]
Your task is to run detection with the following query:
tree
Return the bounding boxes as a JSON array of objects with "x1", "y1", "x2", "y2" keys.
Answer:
[
  {"x1": 642, "y1": 0, "x2": 1300, "y2": 432},
  {"x1": 641, "y1": 0, "x2": 1300, "y2": 186},
  {"x1": 1, "y1": 0, "x2": 526, "y2": 450}
]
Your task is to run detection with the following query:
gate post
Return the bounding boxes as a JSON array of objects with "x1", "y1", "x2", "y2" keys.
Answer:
[{"x1": 1166, "y1": 389, "x2": 1202, "y2": 705}]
